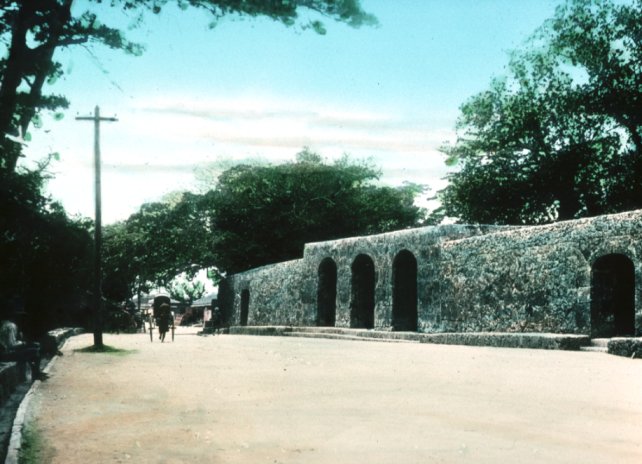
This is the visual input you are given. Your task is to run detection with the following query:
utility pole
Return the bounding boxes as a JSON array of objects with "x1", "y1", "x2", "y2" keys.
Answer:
[{"x1": 76, "y1": 106, "x2": 117, "y2": 348}]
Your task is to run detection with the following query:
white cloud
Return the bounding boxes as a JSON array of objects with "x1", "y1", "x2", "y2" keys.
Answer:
[
  {"x1": 129, "y1": 96, "x2": 455, "y2": 156},
  {"x1": 30, "y1": 94, "x2": 454, "y2": 223}
]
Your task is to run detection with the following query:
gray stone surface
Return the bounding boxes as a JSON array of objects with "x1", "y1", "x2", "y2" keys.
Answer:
[
  {"x1": 229, "y1": 326, "x2": 590, "y2": 350},
  {"x1": 608, "y1": 337, "x2": 642, "y2": 358},
  {"x1": 220, "y1": 209, "x2": 642, "y2": 337}
]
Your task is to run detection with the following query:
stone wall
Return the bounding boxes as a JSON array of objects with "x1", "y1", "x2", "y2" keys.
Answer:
[
  {"x1": 221, "y1": 259, "x2": 309, "y2": 327},
  {"x1": 219, "y1": 209, "x2": 642, "y2": 336}
]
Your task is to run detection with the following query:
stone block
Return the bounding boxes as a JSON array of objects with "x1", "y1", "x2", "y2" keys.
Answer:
[{"x1": 607, "y1": 338, "x2": 642, "y2": 358}]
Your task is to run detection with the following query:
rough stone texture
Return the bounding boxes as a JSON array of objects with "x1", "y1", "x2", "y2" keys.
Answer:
[
  {"x1": 219, "y1": 209, "x2": 642, "y2": 336},
  {"x1": 39, "y1": 327, "x2": 84, "y2": 355},
  {"x1": 223, "y1": 259, "x2": 309, "y2": 327},
  {"x1": 608, "y1": 338, "x2": 642, "y2": 358},
  {"x1": 228, "y1": 326, "x2": 590, "y2": 350}
]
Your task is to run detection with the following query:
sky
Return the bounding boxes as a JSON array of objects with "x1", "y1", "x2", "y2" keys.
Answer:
[{"x1": 22, "y1": 0, "x2": 564, "y2": 225}]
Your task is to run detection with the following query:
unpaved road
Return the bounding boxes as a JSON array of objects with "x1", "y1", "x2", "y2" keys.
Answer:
[{"x1": 26, "y1": 327, "x2": 642, "y2": 463}]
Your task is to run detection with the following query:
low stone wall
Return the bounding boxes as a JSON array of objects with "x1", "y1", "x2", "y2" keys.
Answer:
[
  {"x1": 0, "y1": 328, "x2": 82, "y2": 408},
  {"x1": 608, "y1": 338, "x2": 642, "y2": 358},
  {"x1": 220, "y1": 209, "x2": 642, "y2": 337},
  {"x1": 39, "y1": 327, "x2": 85, "y2": 355},
  {"x1": 222, "y1": 259, "x2": 309, "y2": 327},
  {"x1": 228, "y1": 326, "x2": 590, "y2": 350}
]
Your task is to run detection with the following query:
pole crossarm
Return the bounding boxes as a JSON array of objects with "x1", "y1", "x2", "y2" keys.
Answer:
[{"x1": 76, "y1": 105, "x2": 117, "y2": 348}]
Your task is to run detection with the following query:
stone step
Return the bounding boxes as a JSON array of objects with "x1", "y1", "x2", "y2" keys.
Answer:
[
  {"x1": 580, "y1": 345, "x2": 608, "y2": 353},
  {"x1": 590, "y1": 338, "x2": 610, "y2": 348},
  {"x1": 284, "y1": 331, "x2": 418, "y2": 344},
  {"x1": 579, "y1": 338, "x2": 610, "y2": 353},
  {"x1": 228, "y1": 326, "x2": 590, "y2": 350}
]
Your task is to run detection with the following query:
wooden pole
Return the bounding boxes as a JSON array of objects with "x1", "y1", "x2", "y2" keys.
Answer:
[{"x1": 76, "y1": 106, "x2": 117, "y2": 348}]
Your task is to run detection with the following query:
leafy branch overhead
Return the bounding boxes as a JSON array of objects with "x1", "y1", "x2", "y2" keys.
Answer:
[{"x1": 0, "y1": 0, "x2": 376, "y2": 172}]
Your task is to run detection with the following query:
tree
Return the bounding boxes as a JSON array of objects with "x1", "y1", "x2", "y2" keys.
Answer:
[
  {"x1": 0, "y1": 166, "x2": 94, "y2": 337},
  {"x1": 0, "y1": 0, "x2": 376, "y2": 173},
  {"x1": 167, "y1": 274, "x2": 205, "y2": 306},
  {"x1": 204, "y1": 152, "x2": 425, "y2": 273},
  {"x1": 103, "y1": 151, "x2": 426, "y2": 289},
  {"x1": 103, "y1": 191, "x2": 213, "y2": 302},
  {"x1": 438, "y1": 0, "x2": 642, "y2": 225}
]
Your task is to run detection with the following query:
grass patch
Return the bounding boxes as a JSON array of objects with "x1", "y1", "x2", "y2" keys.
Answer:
[
  {"x1": 74, "y1": 344, "x2": 136, "y2": 355},
  {"x1": 18, "y1": 423, "x2": 45, "y2": 464}
]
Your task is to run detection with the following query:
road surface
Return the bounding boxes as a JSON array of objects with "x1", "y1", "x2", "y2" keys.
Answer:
[{"x1": 25, "y1": 327, "x2": 642, "y2": 463}]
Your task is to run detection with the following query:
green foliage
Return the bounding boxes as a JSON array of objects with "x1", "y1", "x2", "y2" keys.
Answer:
[
  {"x1": 103, "y1": 152, "x2": 425, "y2": 288},
  {"x1": 18, "y1": 423, "x2": 47, "y2": 464},
  {"x1": 167, "y1": 274, "x2": 206, "y2": 305},
  {"x1": 74, "y1": 344, "x2": 136, "y2": 355},
  {"x1": 103, "y1": 192, "x2": 213, "y2": 300},
  {"x1": 0, "y1": 167, "x2": 94, "y2": 337},
  {"x1": 439, "y1": 0, "x2": 642, "y2": 225},
  {"x1": 205, "y1": 152, "x2": 425, "y2": 273},
  {"x1": 0, "y1": 0, "x2": 375, "y2": 173}
]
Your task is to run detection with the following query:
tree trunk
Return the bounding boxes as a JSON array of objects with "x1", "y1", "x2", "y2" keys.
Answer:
[
  {"x1": 0, "y1": 1, "x2": 72, "y2": 173},
  {"x1": 0, "y1": 5, "x2": 30, "y2": 172}
]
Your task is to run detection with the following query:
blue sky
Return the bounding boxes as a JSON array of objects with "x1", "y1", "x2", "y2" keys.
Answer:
[{"x1": 23, "y1": 0, "x2": 563, "y2": 224}]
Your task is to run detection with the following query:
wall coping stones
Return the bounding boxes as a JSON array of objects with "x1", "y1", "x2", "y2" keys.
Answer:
[
  {"x1": 444, "y1": 209, "x2": 642, "y2": 248},
  {"x1": 303, "y1": 223, "x2": 513, "y2": 257},
  {"x1": 40, "y1": 327, "x2": 85, "y2": 356}
]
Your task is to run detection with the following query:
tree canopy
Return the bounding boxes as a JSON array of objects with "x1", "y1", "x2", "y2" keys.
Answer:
[
  {"x1": 102, "y1": 152, "x2": 426, "y2": 295},
  {"x1": 438, "y1": 0, "x2": 642, "y2": 225},
  {"x1": 102, "y1": 192, "x2": 212, "y2": 302},
  {"x1": 204, "y1": 151, "x2": 425, "y2": 273},
  {"x1": 0, "y1": 167, "x2": 94, "y2": 336}
]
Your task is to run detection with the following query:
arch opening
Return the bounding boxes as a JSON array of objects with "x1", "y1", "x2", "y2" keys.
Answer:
[
  {"x1": 392, "y1": 250, "x2": 418, "y2": 332},
  {"x1": 591, "y1": 254, "x2": 635, "y2": 337},
  {"x1": 350, "y1": 254, "x2": 375, "y2": 329},
  {"x1": 240, "y1": 289, "x2": 250, "y2": 326},
  {"x1": 317, "y1": 258, "x2": 337, "y2": 327}
]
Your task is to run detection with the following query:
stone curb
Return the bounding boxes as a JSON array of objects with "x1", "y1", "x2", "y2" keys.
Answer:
[
  {"x1": 607, "y1": 337, "x2": 642, "y2": 359},
  {"x1": 227, "y1": 326, "x2": 591, "y2": 350},
  {"x1": 4, "y1": 328, "x2": 81, "y2": 464}
]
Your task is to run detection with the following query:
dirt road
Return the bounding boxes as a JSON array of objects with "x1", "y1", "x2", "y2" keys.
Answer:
[{"x1": 26, "y1": 327, "x2": 642, "y2": 463}]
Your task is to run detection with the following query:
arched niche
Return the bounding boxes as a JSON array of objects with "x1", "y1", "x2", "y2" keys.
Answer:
[
  {"x1": 317, "y1": 258, "x2": 337, "y2": 327},
  {"x1": 591, "y1": 254, "x2": 635, "y2": 337},
  {"x1": 240, "y1": 289, "x2": 250, "y2": 326},
  {"x1": 392, "y1": 250, "x2": 418, "y2": 332},
  {"x1": 350, "y1": 254, "x2": 375, "y2": 329}
]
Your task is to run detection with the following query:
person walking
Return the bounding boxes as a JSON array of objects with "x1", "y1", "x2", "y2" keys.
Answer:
[{"x1": 158, "y1": 303, "x2": 172, "y2": 343}]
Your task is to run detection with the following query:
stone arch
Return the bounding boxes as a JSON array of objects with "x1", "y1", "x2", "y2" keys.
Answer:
[
  {"x1": 590, "y1": 254, "x2": 635, "y2": 337},
  {"x1": 317, "y1": 258, "x2": 337, "y2": 327},
  {"x1": 240, "y1": 289, "x2": 250, "y2": 326},
  {"x1": 350, "y1": 254, "x2": 375, "y2": 329},
  {"x1": 392, "y1": 249, "x2": 418, "y2": 331}
]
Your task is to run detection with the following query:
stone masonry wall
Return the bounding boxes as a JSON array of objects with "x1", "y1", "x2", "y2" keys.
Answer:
[
  {"x1": 222, "y1": 259, "x2": 309, "y2": 327},
  {"x1": 219, "y1": 209, "x2": 642, "y2": 336}
]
